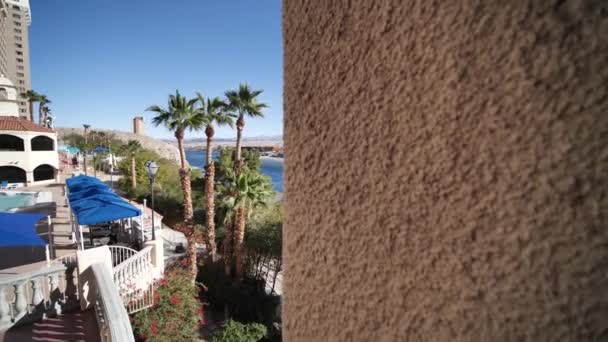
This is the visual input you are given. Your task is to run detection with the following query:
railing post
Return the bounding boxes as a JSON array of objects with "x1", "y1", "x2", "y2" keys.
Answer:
[
  {"x1": 14, "y1": 283, "x2": 27, "y2": 317},
  {"x1": 31, "y1": 278, "x2": 44, "y2": 311},
  {"x1": 0, "y1": 286, "x2": 10, "y2": 323}
]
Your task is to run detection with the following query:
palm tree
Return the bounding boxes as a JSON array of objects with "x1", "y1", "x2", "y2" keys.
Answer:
[
  {"x1": 147, "y1": 90, "x2": 205, "y2": 280},
  {"x1": 196, "y1": 93, "x2": 235, "y2": 262},
  {"x1": 219, "y1": 170, "x2": 272, "y2": 280},
  {"x1": 21, "y1": 90, "x2": 43, "y2": 122},
  {"x1": 38, "y1": 96, "x2": 51, "y2": 125},
  {"x1": 83, "y1": 124, "x2": 90, "y2": 175},
  {"x1": 122, "y1": 140, "x2": 141, "y2": 190},
  {"x1": 224, "y1": 84, "x2": 267, "y2": 174}
]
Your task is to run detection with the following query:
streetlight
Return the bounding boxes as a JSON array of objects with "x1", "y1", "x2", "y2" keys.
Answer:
[{"x1": 144, "y1": 160, "x2": 160, "y2": 241}]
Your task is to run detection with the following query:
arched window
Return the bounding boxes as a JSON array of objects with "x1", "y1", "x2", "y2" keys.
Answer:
[
  {"x1": 0, "y1": 166, "x2": 26, "y2": 183},
  {"x1": 31, "y1": 135, "x2": 54, "y2": 151},
  {"x1": 33, "y1": 164, "x2": 54, "y2": 181},
  {"x1": 0, "y1": 134, "x2": 24, "y2": 151},
  {"x1": 0, "y1": 88, "x2": 7, "y2": 100}
]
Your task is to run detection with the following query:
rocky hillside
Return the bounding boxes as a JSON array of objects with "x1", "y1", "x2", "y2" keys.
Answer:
[{"x1": 56, "y1": 127, "x2": 184, "y2": 165}]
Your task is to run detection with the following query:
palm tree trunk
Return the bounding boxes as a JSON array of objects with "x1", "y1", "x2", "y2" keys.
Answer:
[
  {"x1": 38, "y1": 104, "x2": 44, "y2": 125},
  {"x1": 223, "y1": 220, "x2": 233, "y2": 277},
  {"x1": 234, "y1": 115, "x2": 244, "y2": 174},
  {"x1": 186, "y1": 235, "x2": 198, "y2": 283},
  {"x1": 130, "y1": 156, "x2": 137, "y2": 189},
  {"x1": 28, "y1": 101, "x2": 34, "y2": 122},
  {"x1": 234, "y1": 206, "x2": 247, "y2": 281},
  {"x1": 205, "y1": 127, "x2": 218, "y2": 261},
  {"x1": 176, "y1": 131, "x2": 187, "y2": 169},
  {"x1": 83, "y1": 131, "x2": 88, "y2": 176},
  {"x1": 176, "y1": 132, "x2": 197, "y2": 282},
  {"x1": 205, "y1": 165, "x2": 218, "y2": 261}
]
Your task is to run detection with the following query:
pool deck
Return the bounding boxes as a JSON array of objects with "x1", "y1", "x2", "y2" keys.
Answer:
[{"x1": 0, "y1": 167, "x2": 122, "y2": 273}]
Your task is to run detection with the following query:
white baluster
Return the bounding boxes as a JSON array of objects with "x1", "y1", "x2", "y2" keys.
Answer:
[
  {"x1": 49, "y1": 274, "x2": 62, "y2": 315},
  {"x1": 14, "y1": 283, "x2": 27, "y2": 317},
  {"x1": 31, "y1": 278, "x2": 44, "y2": 309},
  {"x1": 0, "y1": 286, "x2": 10, "y2": 323}
]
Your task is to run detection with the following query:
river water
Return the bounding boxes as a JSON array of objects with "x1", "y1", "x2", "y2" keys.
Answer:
[{"x1": 185, "y1": 150, "x2": 284, "y2": 192}]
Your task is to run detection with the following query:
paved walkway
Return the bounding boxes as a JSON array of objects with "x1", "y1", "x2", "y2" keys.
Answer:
[{"x1": 0, "y1": 309, "x2": 100, "y2": 342}]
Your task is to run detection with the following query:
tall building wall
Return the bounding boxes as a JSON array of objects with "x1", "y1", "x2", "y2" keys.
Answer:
[
  {"x1": 133, "y1": 116, "x2": 145, "y2": 135},
  {"x1": 283, "y1": 1, "x2": 608, "y2": 341},
  {"x1": 0, "y1": 0, "x2": 31, "y2": 120}
]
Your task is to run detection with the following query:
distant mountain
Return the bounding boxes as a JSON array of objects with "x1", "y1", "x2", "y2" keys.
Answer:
[
  {"x1": 161, "y1": 135, "x2": 283, "y2": 147},
  {"x1": 162, "y1": 135, "x2": 282, "y2": 143}
]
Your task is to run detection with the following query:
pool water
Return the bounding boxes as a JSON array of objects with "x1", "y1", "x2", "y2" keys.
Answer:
[{"x1": 0, "y1": 193, "x2": 36, "y2": 211}]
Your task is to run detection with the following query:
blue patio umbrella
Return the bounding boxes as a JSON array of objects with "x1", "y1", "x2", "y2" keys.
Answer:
[
  {"x1": 0, "y1": 212, "x2": 46, "y2": 247},
  {"x1": 66, "y1": 175, "x2": 105, "y2": 187},
  {"x1": 93, "y1": 146, "x2": 109, "y2": 152},
  {"x1": 68, "y1": 187, "x2": 116, "y2": 202},
  {"x1": 67, "y1": 178, "x2": 109, "y2": 193},
  {"x1": 70, "y1": 195, "x2": 141, "y2": 226}
]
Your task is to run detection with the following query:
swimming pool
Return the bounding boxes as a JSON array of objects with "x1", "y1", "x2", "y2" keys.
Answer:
[{"x1": 0, "y1": 192, "x2": 37, "y2": 211}]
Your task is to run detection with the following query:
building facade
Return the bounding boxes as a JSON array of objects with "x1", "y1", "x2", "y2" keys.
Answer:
[
  {"x1": 0, "y1": 75, "x2": 57, "y2": 185},
  {"x1": 283, "y1": 1, "x2": 608, "y2": 341},
  {"x1": 0, "y1": 0, "x2": 31, "y2": 120}
]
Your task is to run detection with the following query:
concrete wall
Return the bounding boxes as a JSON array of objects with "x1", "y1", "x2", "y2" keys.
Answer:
[{"x1": 283, "y1": 1, "x2": 608, "y2": 341}]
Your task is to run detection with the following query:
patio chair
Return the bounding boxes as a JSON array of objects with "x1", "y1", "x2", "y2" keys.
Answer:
[{"x1": 0, "y1": 181, "x2": 7, "y2": 189}]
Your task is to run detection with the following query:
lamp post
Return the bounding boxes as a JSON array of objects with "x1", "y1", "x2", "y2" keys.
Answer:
[
  {"x1": 144, "y1": 160, "x2": 159, "y2": 241},
  {"x1": 108, "y1": 140, "x2": 113, "y2": 190}
]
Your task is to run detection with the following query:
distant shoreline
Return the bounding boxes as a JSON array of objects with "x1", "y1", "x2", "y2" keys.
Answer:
[{"x1": 260, "y1": 156, "x2": 284, "y2": 162}]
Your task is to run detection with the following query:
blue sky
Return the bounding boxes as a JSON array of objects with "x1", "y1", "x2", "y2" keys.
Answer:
[{"x1": 29, "y1": 0, "x2": 282, "y2": 139}]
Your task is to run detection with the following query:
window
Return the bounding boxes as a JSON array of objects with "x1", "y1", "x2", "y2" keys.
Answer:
[
  {"x1": 19, "y1": 109, "x2": 25, "y2": 113},
  {"x1": 18, "y1": 80, "x2": 24, "y2": 84},
  {"x1": 16, "y1": 51, "x2": 22, "y2": 55},
  {"x1": 13, "y1": 28, "x2": 21, "y2": 33},
  {"x1": 20, "y1": 101, "x2": 25, "y2": 105},
  {"x1": 12, "y1": 5, "x2": 20, "y2": 10},
  {"x1": 31, "y1": 137, "x2": 55, "y2": 151},
  {"x1": 12, "y1": 13, "x2": 20, "y2": 19},
  {"x1": 13, "y1": 21, "x2": 21, "y2": 26},
  {"x1": 0, "y1": 134, "x2": 25, "y2": 152},
  {"x1": 15, "y1": 43, "x2": 21, "y2": 48},
  {"x1": 17, "y1": 65, "x2": 23, "y2": 70},
  {"x1": 17, "y1": 72, "x2": 24, "y2": 77},
  {"x1": 14, "y1": 36, "x2": 21, "y2": 41},
  {"x1": 16, "y1": 58, "x2": 23, "y2": 62}
]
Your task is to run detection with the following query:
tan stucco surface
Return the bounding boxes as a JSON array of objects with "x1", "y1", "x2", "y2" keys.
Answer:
[{"x1": 283, "y1": 1, "x2": 608, "y2": 341}]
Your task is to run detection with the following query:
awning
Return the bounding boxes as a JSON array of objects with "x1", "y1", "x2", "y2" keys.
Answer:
[
  {"x1": 66, "y1": 175, "x2": 141, "y2": 226},
  {"x1": 70, "y1": 195, "x2": 142, "y2": 225},
  {"x1": 0, "y1": 212, "x2": 46, "y2": 247},
  {"x1": 68, "y1": 187, "x2": 116, "y2": 202}
]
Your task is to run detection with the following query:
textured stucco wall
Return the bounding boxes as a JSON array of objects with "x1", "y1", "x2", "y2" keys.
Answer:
[{"x1": 283, "y1": 1, "x2": 608, "y2": 341}]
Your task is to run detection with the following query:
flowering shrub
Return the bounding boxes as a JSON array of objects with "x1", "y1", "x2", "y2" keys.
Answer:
[
  {"x1": 133, "y1": 270, "x2": 204, "y2": 341},
  {"x1": 212, "y1": 320, "x2": 267, "y2": 342}
]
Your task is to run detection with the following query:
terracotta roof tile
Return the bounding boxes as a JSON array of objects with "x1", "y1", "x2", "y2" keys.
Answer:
[{"x1": 0, "y1": 116, "x2": 55, "y2": 133}]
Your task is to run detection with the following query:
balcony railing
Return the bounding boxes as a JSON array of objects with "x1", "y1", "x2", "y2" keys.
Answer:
[
  {"x1": 91, "y1": 262, "x2": 135, "y2": 342},
  {"x1": 0, "y1": 264, "x2": 68, "y2": 331}
]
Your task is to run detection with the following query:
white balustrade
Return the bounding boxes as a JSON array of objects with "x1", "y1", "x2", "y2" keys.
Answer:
[
  {"x1": 0, "y1": 264, "x2": 66, "y2": 331},
  {"x1": 112, "y1": 246, "x2": 154, "y2": 314}
]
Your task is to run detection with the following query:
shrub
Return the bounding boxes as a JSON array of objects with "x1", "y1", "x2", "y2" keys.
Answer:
[
  {"x1": 212, "y1": 320, "x2": 267, "y2": 342},
  {"x1": 133, "y1": 270, "x2": 203, "y2": 341}
]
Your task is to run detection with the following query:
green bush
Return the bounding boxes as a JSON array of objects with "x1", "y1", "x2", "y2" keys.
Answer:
[
  {"x1": 133, "y1": 270, "x2": 203, "y2": 341},
  {"x1": 212, "y1": 320, "x2": 267, "y2": 342}
]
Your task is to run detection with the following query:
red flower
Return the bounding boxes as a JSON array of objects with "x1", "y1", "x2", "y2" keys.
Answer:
[
  {"x1": 169, "y1": 294, "x2": 181, "y2": 306},
  {"x1": 150, "y1": 323, "x2": 159, "y2": 336},
  {"x1": 159, "y1": 278, "x2": 168, "y2": 287},
  {"x1": 197, "y1": 306, "x2": 204, "y2": 314}
]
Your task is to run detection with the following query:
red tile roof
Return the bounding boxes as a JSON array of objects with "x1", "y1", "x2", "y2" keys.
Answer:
[{"x1": 0, "y1": 116, "x2": 55, "y2": 133}]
